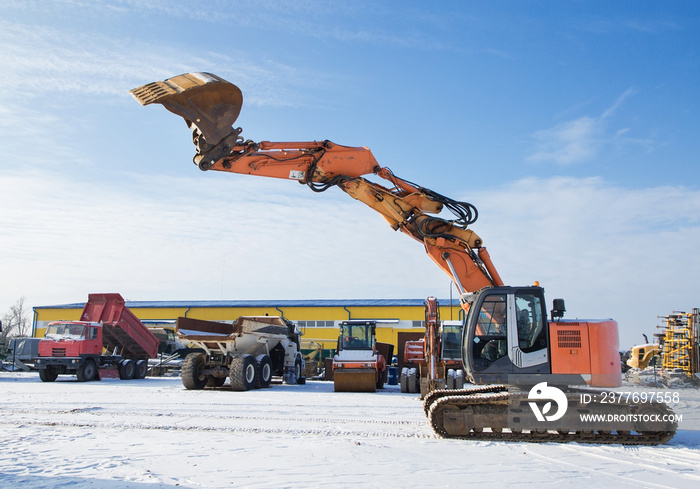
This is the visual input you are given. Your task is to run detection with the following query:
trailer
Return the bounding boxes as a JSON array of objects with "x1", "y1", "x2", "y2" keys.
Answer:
[
  {"x1": 35, "y1": 293, "x2": 159, "y2": 382},
  {"x1": 176, "y1": 316, "x2": 304, "y2": 391}
]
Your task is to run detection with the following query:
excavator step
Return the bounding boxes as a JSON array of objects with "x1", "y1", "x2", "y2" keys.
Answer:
[{"x1": 333, "y1": 368, "x2": 377, "y2": 392}]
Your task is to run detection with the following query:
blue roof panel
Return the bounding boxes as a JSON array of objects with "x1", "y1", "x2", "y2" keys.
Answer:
[{"x1": 35, "y1": 298, "x2": 461, "y2": 310}]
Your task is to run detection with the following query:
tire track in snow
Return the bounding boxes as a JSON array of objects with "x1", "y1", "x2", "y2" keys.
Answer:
[
  {"x1": 0, "y1": 418, "x2": 436, "y2": 439},
  {"x1": 556, "y1": 443, "x2": 700, "y2": 480},
  {"x1": 1, "y1": 405, "x2": 427, "y2": 428},
  {"x1": 518, "y1": 444, "x2": 700, "y2": 488}
]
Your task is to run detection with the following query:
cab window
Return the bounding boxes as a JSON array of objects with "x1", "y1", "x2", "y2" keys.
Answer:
[
  {"x1": 340, "y1": 323, "x2": 373, "y2": 350},
  {"x1": 475, "y1": 294, "x2": 507, "y2": 362},
  {"x1": 515, "y1": 292, "x2": 546, "y2": 353}
]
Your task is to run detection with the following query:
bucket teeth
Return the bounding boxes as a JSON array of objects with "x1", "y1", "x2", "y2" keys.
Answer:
[{"x1": 130, "y1": 72, "x2": 228, "y2": 105}]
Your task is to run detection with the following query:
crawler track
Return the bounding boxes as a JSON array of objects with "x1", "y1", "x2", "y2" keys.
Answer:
[{"x1": 425, "y1": 386, "x2": 677, "y2": 445}]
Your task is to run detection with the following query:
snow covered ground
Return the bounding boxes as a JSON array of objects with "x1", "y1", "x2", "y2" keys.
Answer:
[{"x1": 1, "y1": 372, "x2": 700, "y2": 488}]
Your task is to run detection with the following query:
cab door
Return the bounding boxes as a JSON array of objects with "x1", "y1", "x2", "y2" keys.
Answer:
[
  {"x1": 507, "y1": 290, "x2": 548, "y2": 371},
  {"x1": 85, "y1": 325, "x2": 102, "y2": 355}
]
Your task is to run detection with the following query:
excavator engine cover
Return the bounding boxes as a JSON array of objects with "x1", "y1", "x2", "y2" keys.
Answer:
[
  {"x1": 333, "y1": 368, "x2": 377, "y2": 393},
  {"x1": 129, "y1": 72, "x2": 243, "y2": 146}
]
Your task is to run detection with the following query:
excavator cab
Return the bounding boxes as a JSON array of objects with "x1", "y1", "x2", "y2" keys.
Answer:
[{"x1": 462, "y1": 286, "x2": 550, "y2": 384}]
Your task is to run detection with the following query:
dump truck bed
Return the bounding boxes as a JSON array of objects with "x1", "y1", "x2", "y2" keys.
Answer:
[
  {"x1": 80, "y1": 293, "x2": 159, "y2": 359},
  {"x1": 176, "y1": 316, "x2": 293, "y2": 356}
]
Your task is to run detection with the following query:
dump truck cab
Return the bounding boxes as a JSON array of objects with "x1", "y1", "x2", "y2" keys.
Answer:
[
  {"x1": 40, "y1": 321, "x2": 102, "y2": 356},
  {"x1": 37, "y1": 321, "x2": 105, "y2": 381}
]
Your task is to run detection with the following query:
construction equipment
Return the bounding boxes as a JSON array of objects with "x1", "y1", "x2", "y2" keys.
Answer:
[
  {"x1": 131, "y1": 72, "x2": 677, "y2": 444},
  {"x1": 401, "y1": 337, "x2": 423, "y2": 394},
  {"x1": 441, "y1": 321, "x2": 465, "y2": 389},
  {"x1": 301, "y1": 339, "x2": 324, "y2": 378},
  {"x1": 131, "y1": 73, "x2": 501, "y2": 295},
  {"x1": 5, "y1": 338, "x2": 41, "y2": 372},
  {"x1": 332, "y1": 320, "x2": 388, "y2": 392},
  {"x1": 400, "y1": 298, "x2": 466, "y2": 396},
  {"x1": 34, "y1": 293, "x2": 159, "y2": 382},
  {"x1": 421, "y1": 297, "x2": 442, "y2": 396},
  {"x1": 659, "y1": 309, "x2": 700, "y2": 375},
  {"x1": 176, "y1": 316, "x2": 304, "y2": 390},
  {"x1": 422, "y1": 288, "x2": 676, "y2": 443},
  {"x1": 626, "y1": 334, "x2": 662, "y2": 370}
]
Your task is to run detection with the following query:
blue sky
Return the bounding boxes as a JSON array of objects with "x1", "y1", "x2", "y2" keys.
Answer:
[{"x1": 1, "y1": 0, "x2": 699, "y2": 347}]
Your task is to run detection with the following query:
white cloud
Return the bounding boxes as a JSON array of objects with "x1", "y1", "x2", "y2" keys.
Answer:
[
  {"x1": 527, "y1": 88, "x2": 656, "y2": 166},
  {"x1": 2, "y1": 170, "x2": 699, "y2": 349},
  {"x1": 0, "y1": 18, "x2": 320, "y2": 108},
  {"x1": 528, "y1": 116, "x2": 601, "y2": 165}
]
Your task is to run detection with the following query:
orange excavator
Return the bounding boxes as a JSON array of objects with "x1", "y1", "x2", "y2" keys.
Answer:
[{"x1": 131, "y1": 73, "x2": 677, "y2": 444}]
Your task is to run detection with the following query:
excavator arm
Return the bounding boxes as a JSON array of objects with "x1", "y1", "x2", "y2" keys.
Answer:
[{"x1": 131, "y1": 72, "x2": 504, "y2": 301}]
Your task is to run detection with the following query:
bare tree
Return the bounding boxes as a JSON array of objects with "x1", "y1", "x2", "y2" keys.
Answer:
[{"x1": 1, "y1": 297, "x2": 31, "y2": 342}]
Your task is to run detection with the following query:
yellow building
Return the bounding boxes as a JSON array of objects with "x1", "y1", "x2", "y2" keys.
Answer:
[{"x1": 33, "y1": 298, "x2": 464, "y2": 357}]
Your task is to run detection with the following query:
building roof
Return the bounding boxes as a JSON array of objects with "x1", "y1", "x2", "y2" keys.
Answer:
[{"x1": 35, "y1": 298, "x2": 461, "y2": 310}]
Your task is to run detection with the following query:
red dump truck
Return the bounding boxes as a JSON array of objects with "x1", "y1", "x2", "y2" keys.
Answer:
[{"x1": 35, "y1": 293, "x2": 159, "y2": 382}]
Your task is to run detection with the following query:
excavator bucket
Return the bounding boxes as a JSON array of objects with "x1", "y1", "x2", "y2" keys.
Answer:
[
  {"x1": 333, "y1": 368, "x2": 377, "y2": 392},
  {"x1": 129, "y1": 72, "x2": 243, "y2": 145}
]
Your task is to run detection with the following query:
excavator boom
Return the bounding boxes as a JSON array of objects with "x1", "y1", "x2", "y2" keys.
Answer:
[{"x1": 131, "y1": 72, "x2": 504, "y2": 299}]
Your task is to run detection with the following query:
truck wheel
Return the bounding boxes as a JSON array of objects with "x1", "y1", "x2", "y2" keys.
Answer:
[
  {"x1": 455, "y1": 369, "x2": 465, "y2": 389},
  {"x1": 446, "y1": 369, "x2": 455, "y2": 390},
  {"x1": 119, "y1": 359, "x2": 136, "y2": 380},
  {"x1": 408, "y1": 368, "x2": 419, "y2": 393},
  {"x1": 255, "y1": 354, "x2": 272, "y2": 388},
  {"x1": 77, "y1": 360, "x2": 97, "y2": 382},
  {"x1": 39, "y1": 367, "x2": 58, "y2": 382},
  {"x1": 181, "y1": 352, "x2": 207, "y2": 390},
  {"x1": 376, "y1": 369, "x2": 385, "y2": 390},
  {"x1": 400, "y1": 367, "x2": 408, "y2": 393},
  {"x1": 229, "y1": 354, "x2": 256, "y2": 391},
  {"x1": 135, "y1": 360, "x2": 148, "y2": 379}
]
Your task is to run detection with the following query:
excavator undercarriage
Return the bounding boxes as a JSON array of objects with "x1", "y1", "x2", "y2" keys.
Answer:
[{"x1": 424, "y1": 386, "x2": 677, "y2": 445}]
